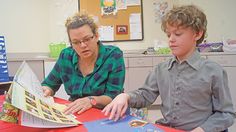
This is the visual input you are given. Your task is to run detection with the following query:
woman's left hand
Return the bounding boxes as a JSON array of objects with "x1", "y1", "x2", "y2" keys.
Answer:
[{"x1": 63, "y1": 97, "x2": 92, "y2": 115}]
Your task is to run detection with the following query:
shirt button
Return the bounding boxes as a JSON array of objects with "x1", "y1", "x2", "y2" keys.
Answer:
[
  {"x1": 177, "y1": 72, "x2": 181, "y2": 76},
  {"x1": 175, "y1": 102, "x2": 179, "y2": 105}
]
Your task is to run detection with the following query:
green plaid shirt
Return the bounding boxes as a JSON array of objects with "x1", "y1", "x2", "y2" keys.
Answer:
[{"x1": 42, "y1": 42, "x2": 125, "y2": 101}]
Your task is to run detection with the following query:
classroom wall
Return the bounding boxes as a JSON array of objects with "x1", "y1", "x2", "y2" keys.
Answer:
[
  {"x1": 0, "y1": 0, "x2": 78, "y2": 53},
  {"x1": 175, "y1": 0, "x2": 236, "y2": 43},
  {"x1": 0, "y1": 0, "x2": 236, "y2": 53},
  {"x1": 0, "y1": 0, "x2": 51, "y2": 53}
]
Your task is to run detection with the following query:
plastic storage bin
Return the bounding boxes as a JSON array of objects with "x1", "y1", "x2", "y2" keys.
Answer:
[{"x1": 49, "y1": 43, "x2": 66, "y2": 58}]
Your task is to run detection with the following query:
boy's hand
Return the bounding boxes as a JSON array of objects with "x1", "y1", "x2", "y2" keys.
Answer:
[
  {"x1": 102, "y1": 93, "x2": 130, "y2": 121},
  {"x1": 191, "y1": 127, "x2": 204, "y2": 132},
  {"x1": 42, "y1": 86, "x2": 54, "y2": 97}
]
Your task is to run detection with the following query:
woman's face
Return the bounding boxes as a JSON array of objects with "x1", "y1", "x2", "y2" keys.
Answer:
[{"x1": 69, "y1": 24, "x2": 99, "y2": 59}]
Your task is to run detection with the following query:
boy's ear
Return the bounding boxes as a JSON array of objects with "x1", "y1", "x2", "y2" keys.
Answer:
[{"x1": 195, "y1": 30, "x2": 204, "y2": 41}]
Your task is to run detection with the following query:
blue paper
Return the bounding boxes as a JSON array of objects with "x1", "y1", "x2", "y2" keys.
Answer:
[{"x1": 84, "y1": 115, "x2": 164, "y2": 132}]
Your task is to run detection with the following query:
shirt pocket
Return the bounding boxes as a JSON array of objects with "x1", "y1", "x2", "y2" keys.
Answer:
[{"x1": 183, "y1": 79, "x2": 212, "y2": 106}]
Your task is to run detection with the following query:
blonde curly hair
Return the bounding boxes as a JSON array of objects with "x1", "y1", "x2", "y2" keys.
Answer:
[
  {"x1": 65, "y1": 12, "x2": 98, "y2": 42},
  {"x1": 161, "y1": 5, "x2": 207, "y2": 44}
]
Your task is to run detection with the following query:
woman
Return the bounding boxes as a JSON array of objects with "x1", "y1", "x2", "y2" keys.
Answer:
[{"x1": 42, "y1": 13, "x2": 125, "y2": 115}]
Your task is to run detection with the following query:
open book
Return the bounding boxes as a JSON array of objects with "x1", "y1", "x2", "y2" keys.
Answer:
[{"x1": 4, "y1": 62, "x2": 81, "y2": 128}]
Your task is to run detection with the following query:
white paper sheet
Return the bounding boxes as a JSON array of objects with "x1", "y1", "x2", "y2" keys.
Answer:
[
  {"x1": 13, "y1": 62, "x2": 54, "y2": 104},
  {"x1": 21, "y1": 111, "x2": 76, "y2": 128},
  {"x1": 98, "y1": 26, "x2": 114, "y2": 41},
  {"x1": 117, "y1": 0, "x2": 127, "y2": 10},
  {"x1": 127, "y1": 0, "x2": 141, "y2": 6},
  {"x1": 129, "y1": 13, "x2": 142, "y2": 39}
]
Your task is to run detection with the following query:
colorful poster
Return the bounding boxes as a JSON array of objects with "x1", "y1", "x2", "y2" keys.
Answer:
[{"x1": 100, "y1": 0, "x2": 117, "y2": 15}]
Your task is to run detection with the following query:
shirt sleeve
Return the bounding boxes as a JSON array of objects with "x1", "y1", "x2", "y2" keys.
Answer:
[
  {"x1": 41, "y1": 54, "x2": 63, "y2": 93},
  {"x1": 104, "y1": 48, "x2": 126, "y2": 99},
  {"x1": 200, "y1": 67, "x2": 235, "y2": 132},
  {"x1": 128, "y1": 67, "x2": 159, "y2": 108}
]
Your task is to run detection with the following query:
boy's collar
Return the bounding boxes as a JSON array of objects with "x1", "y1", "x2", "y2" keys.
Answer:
[
  {"x1": 186, "y1": 51, "x2": 202, "y2": 70},
  {"x1": 168, "y1": 50, "x2": 201, "y2": 70}
]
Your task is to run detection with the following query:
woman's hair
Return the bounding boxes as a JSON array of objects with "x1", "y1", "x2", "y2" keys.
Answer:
[
  {"x1": 65, "y1": 12, "x2": 98, "y2": 35},
  {"x1": 161, "y1": 5, "x2": 207, "y2": 44}
]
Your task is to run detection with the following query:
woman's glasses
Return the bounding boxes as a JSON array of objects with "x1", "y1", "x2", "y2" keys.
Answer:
[{"x1": 71, "y1": 35, "x2": 95, "y2": 46}]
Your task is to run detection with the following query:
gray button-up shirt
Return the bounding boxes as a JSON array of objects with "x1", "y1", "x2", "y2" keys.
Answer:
[{"x1": 128, "y1": 51, "x2": 235, "y2": 132}]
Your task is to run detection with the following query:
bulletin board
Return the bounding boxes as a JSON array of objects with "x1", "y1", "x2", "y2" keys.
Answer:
[{"x1": 78, "y1": 0, "x2": 144, "y2": 42}]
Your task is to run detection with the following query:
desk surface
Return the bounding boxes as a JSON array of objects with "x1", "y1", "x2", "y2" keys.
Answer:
[{"x1": 0, "y1": 95, "x2": 184, "y2": 132}]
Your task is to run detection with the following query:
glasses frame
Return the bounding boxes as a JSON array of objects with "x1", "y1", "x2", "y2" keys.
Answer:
[{"x1": 71, "y1": 35, "x2": 95, "y2": 46}]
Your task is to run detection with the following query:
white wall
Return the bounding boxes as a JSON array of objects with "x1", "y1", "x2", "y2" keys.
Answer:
[
  {"x1": 0, "y1": 0, "x2": 50, "y2": 53},
  {"x1": 48, "y1": 0, "x2": 78, "y2": 45},
  {"x1": 0, "y1": 0, "x2": 236, "y2": 53},
  {"x1": 175, "y1": 0, "x2": 236, "y2": 43},
  {"x1": 0, "y1": 0, "x2": 78, "y2": 53}
]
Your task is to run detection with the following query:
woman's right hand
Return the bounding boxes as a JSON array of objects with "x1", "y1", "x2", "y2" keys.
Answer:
[
  {"x1": 102, "y1": 93, "x2": 130, "y2": 121},
  {"x1": 42, "y1": 86, "x2": 54, "y2": 97}
]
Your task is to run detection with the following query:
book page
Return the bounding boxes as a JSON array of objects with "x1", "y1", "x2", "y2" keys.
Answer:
[
  {"x1": 21, "y1": 111, "x2": 76, "y2": 128},
  {"x1": 11, "y1": 62, "x2": 81, "y2": 128},
  {"x1": 13, "y1": 61, "x2": 54, "y2": 104}
]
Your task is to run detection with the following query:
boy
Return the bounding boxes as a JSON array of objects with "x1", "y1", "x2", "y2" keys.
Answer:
[{"x1": 102, "y1": 5, "x2": 235, "y2": 132}]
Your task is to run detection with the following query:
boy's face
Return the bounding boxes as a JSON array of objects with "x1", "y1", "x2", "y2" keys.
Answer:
[{"x1": 165, "y1": 24, "x2": 203, "y2": 61}]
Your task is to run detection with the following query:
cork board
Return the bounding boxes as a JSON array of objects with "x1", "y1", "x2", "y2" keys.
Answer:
[{"x1": 78, "y1": 0, "x2": 144, "y2": 42}]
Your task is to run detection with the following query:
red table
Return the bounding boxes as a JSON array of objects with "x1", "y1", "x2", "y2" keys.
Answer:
[{"x1": 0, "y1": 95, "x2": 184, "y2": 132}]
